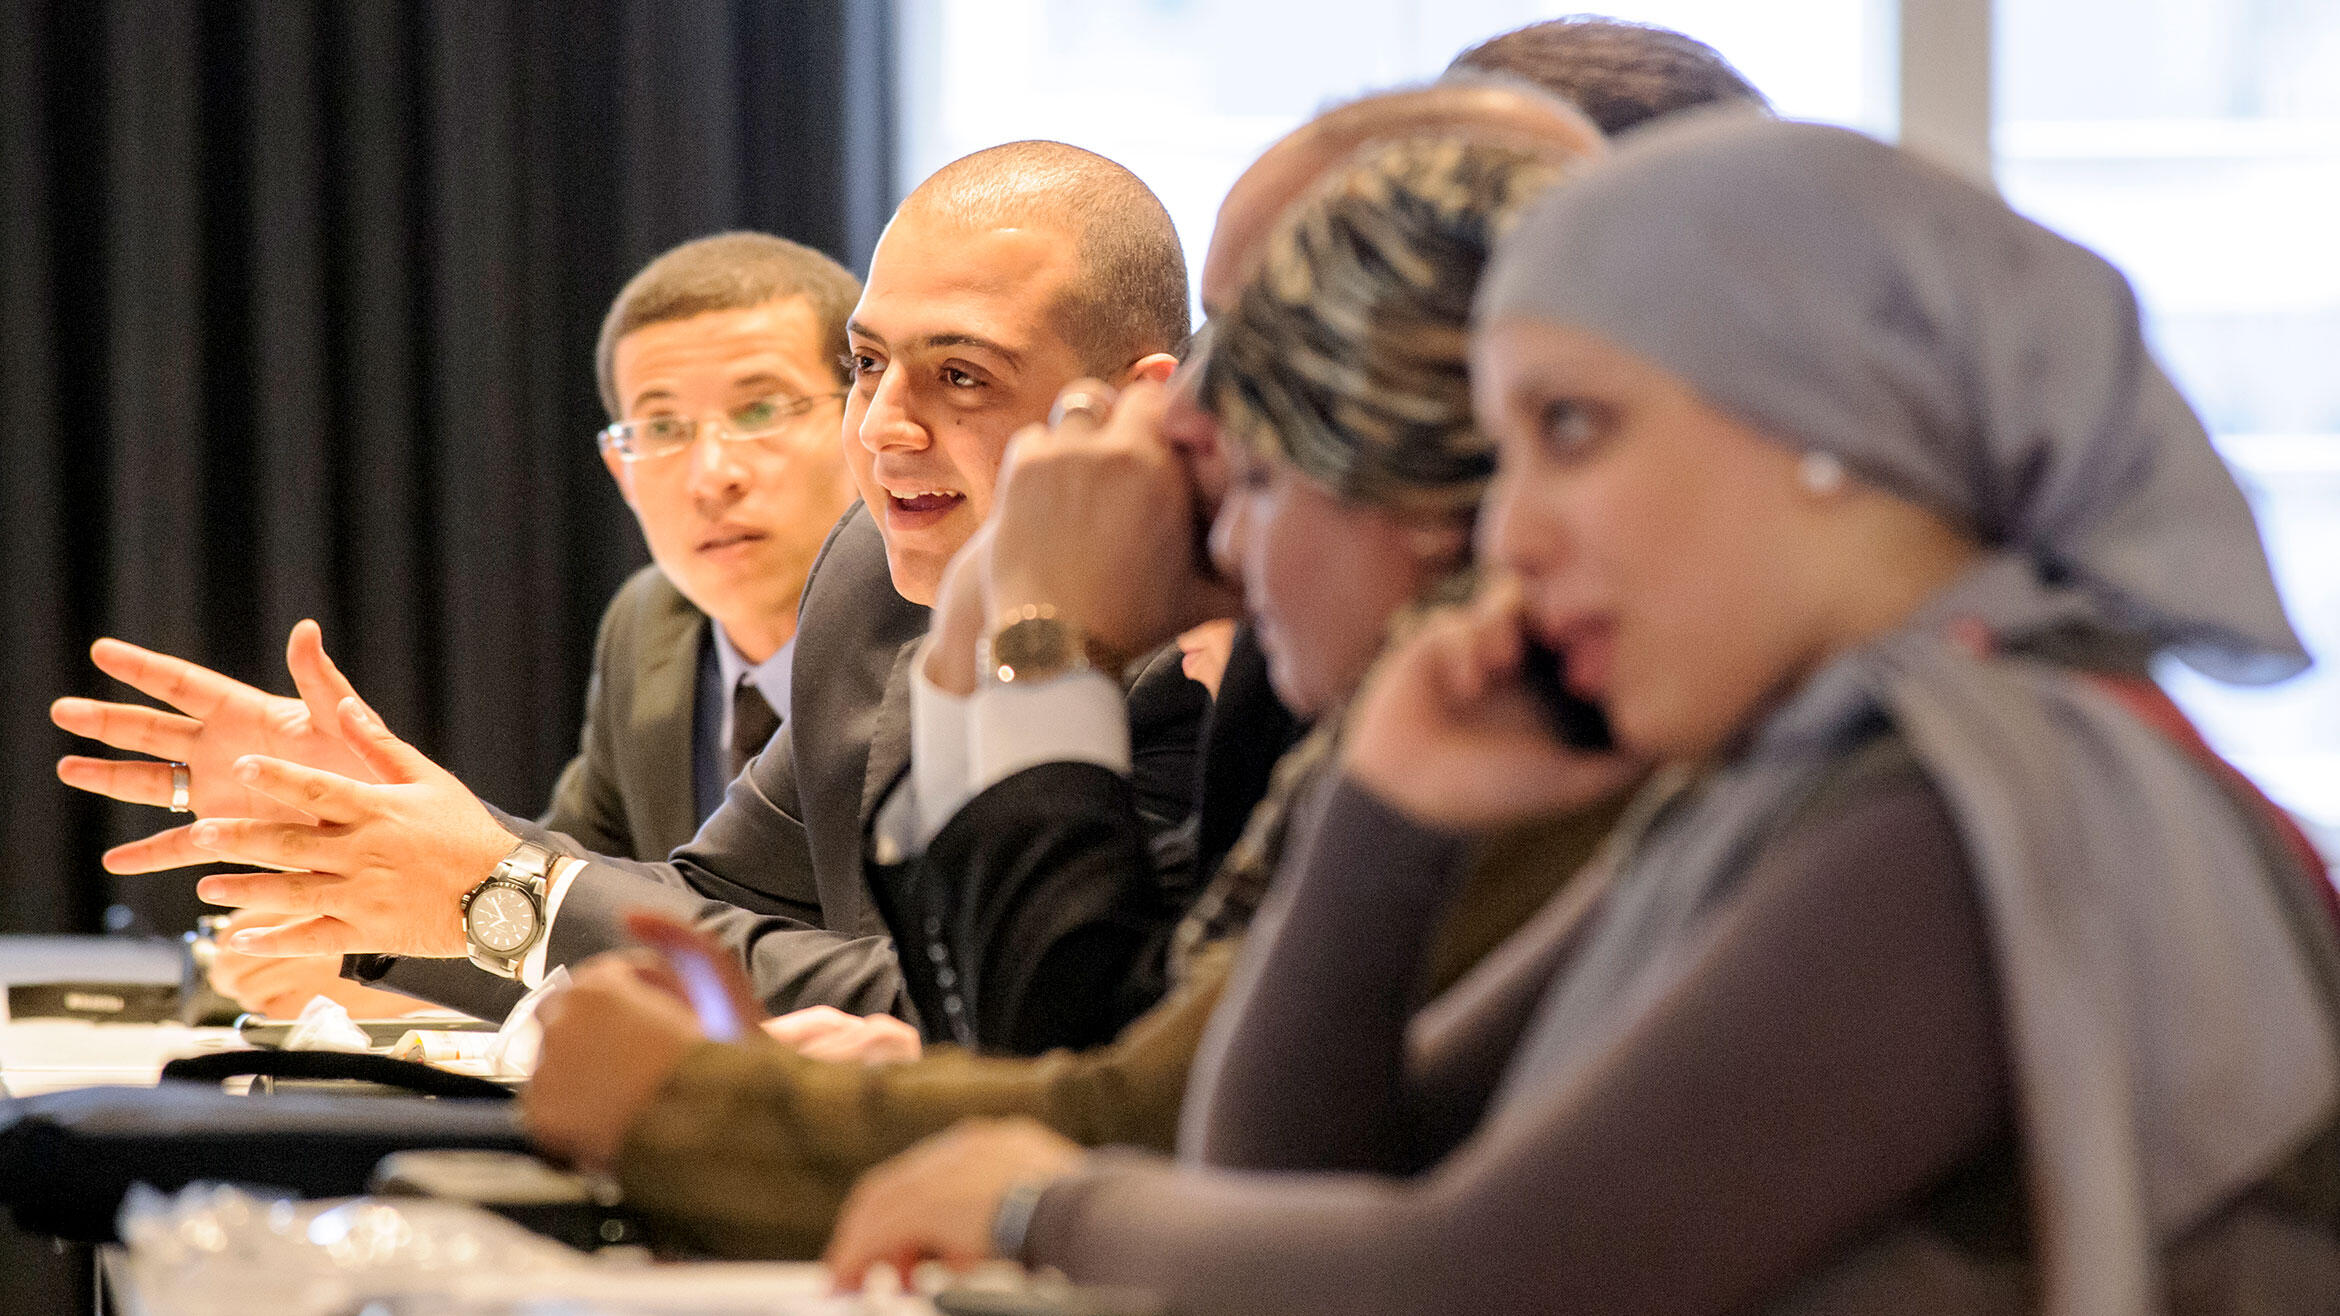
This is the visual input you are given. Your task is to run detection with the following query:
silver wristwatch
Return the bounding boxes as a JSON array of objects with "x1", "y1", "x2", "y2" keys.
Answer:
[
  {"x1": 461, "y1": 840, "x2": 554, "y2": 980},
  {"x1": 982, "y1": 604, "x2": 1094, "y2": 688}
]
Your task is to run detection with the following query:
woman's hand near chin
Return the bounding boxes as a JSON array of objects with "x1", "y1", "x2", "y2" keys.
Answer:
[{"x1": 1344, "y1": 580, "x2": 1642, "y2": 830}]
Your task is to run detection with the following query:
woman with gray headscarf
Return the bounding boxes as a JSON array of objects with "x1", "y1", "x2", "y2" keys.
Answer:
[{"x1": 828, "y1": 114, "x2": 2340, "y2": 1313}]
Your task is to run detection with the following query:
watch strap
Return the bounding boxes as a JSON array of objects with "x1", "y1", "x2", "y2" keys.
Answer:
[
  {"x1": 990, "y1": 1177, "x2": 1055, "y2": 1264},
  {"x1": 463, "y1": 840, "x2": 554, "y2": 978}
]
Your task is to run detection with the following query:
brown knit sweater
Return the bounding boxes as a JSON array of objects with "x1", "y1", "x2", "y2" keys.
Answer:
[{"x1": 611, "y1": 801, "x2": 1626, "y2": 1259}]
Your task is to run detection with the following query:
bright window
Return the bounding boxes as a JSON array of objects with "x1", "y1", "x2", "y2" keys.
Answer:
[
  {"x1": 895, "y1": 0, "x2": 1894, "y2": 312},
  {"x1": 1997, "y1": 0, "x2": 2340, "y2": 851},
  {"x1": 897, "y1": 0, "x2": 2340, "y2": 854}
]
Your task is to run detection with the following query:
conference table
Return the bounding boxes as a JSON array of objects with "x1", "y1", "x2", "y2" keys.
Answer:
[
  {"x1": 1, "y1": 935, "x2": 947, "y2": 1316},
  {"x1": 0, "y1": 935, "x2": 235, "y2": 1098},
  {"x1": 0, "y1": 1017, "x2": 243, "y2": 1097}
]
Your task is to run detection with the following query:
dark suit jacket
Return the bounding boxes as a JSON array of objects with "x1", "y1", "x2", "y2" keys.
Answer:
[
  {"x1": 540, "y1": 565, "x2": 710, "y2": 863},
  {"x1": 871, "y1": 626, "x2": 1302, "y2": 1055},
  {"x1": 364, "y1": 503, "x2": 1208, "y2": 1029}
]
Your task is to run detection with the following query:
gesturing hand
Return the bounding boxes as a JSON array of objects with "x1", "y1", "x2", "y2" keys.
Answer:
[
  {"x1": 51, "y1": 620, "x2": 377, "y2": 874},
  {"x1": 825, "y1": 1117, "x2": 1087, "y2": 1287},
  {"x1": 984, "y1": 379, "x2": 1243, "y2": 669},
  {"x1": 186, "y1": 695, "x2": 520, "y2": 960},
  {"x1": 207, "y1": 910, "x2": 432, "y2": 1019},
  {"x1": 1344, "y1": 579, "x2": 1644, "y2": 830}
]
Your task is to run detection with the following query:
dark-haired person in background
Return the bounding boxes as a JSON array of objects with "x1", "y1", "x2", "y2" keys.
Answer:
[
  {"x1": 1446, "y1": 13, "x2": 1768, "y2": 133},
  {"x1": 54, "y1": 145, "x2": 1208, "y2": 1049}
]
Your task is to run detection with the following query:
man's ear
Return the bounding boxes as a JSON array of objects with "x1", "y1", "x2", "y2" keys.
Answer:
[
  {"x1": 1121, "y1": 352, "x2": 1179, "y2": 388},
  {"x1": 600, "y1": 442, "x2": 638, "y2": 508}
]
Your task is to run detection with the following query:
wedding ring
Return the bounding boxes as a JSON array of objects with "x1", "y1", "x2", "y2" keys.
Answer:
[
  {"x1": 1049, "y1": 387, "x2": 1112, "y2": 429},
  {"x1": 168, "y1": 762, "x2": 192, "y2": 814}
]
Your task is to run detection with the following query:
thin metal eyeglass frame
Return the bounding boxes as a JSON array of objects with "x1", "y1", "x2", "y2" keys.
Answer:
[{"x1": 595, "y1": 390, "x2": 848, "y2": 462}]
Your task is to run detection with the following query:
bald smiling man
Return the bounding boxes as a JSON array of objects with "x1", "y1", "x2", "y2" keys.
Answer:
[
  {"x1": 851, "y1": 15, "x2": 1769, "y2": 1057},
  {"x1": 55, "y1": 143, "x2": 1209, "y2": 1038},
  {"x1": 518, "y1": 68, "x2": 1644, "y2": 1263}
]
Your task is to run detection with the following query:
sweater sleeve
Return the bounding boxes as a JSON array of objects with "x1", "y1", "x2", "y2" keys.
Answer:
[
  {"x1": 1181, "y1": 779, "x2": 1479, "y2": 1173},
  {"x1": 1028, "y1": 764, "x2": 2012, "y2": 1316},
  {"x1": 611, "y1": 942, "x2": 1236, "y2": 1260},
  {"x1": 1191, "y1": 780, "x2": 1633, "y2": 1175}
]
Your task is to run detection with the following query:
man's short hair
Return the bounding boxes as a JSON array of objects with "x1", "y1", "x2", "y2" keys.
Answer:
[
  {"x1": 907, "y1": 141, "x2": 1190, "y2": 372},
  {"x1": 1448, "y1": 16, "x2": 1769, "y2": 136},
  {"x1": 595, "y1": 231, "x2": 862, "y2": 419}
]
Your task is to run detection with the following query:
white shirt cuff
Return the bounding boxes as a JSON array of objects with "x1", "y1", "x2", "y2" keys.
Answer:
[
  {"x1": 519, "y1": 856, "x2": 585, "y2": 989},
  {"x1": 912, "y1": 652, "x2": 976, "y2": 843},
  {"x1": 969, "y1": 669, "x2": 1129, "y2": 795}
]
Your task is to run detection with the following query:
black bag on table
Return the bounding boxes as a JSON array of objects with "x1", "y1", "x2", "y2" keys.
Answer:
[{"x1": 0, "y1": 1050, "x2": 527, "y2": 1242}]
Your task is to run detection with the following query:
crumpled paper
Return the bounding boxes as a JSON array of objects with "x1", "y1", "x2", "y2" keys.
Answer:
[{"x1": 280, "y1": 994, "x2": 372, "y2": 1053}]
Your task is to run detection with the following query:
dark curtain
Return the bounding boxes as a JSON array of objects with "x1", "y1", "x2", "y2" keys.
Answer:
[{"x1": 0, "y1": 0, "x2": 897, "y2": 940}]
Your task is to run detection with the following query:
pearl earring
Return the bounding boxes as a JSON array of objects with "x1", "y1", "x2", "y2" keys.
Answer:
[{"x1": 1797, "y1": 451, "x2": 1848, "y2": 498}]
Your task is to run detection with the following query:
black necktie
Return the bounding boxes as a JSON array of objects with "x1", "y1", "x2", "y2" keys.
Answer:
[{"x1": 728, "y1": 679, "x2": 781, "y2": 782}]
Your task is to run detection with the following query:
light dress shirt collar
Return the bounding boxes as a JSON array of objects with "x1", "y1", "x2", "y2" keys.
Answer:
[{"x1": 712, "y1": 622, "x2": 794, "y2": 726}]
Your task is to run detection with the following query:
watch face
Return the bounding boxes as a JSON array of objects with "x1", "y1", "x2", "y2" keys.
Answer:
[
  {"x1": 466, "y1": 883, "x2": 540, "y2": 955},
  {"x1": 992, "y1": 617, "x2": 1080, "y2": 682}
]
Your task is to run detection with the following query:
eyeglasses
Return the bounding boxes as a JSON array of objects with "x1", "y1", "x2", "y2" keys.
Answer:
[{"x1": 596, "y1": 390, "x2": 847, "y2": 462}]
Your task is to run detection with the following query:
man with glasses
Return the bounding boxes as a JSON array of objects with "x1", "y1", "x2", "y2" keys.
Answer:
[
  {"x1": 578, "y1": 230, "x2": 861, "y2": 845},
  {"x1": 178, "y1": 231, "x2": 866, "y2": 1019},
  {"x1": 57, "y1": 148, "x2": 1205, "y2": 1051}
]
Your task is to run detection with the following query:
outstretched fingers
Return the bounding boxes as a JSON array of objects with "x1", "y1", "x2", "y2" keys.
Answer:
[
  {"x1": 187, "y1": 817, "x2": 338, "y2": 874},
  {"x1": 229, "y1": 754, "x2": 370, "y2": 824},
  {"x1": 49, "y1": 698, "x2": 201, "y2": 761},
  {"x1": 285, "y1": 621, "x2": 364, "y2": 749},
  {"x1": 55, "y1": 755, "x2": 178, "y2": 810},
  {"x1": 221, "y1": 913, "x2": 360, "y2": 958},
  {"x1": 194, "y1": 868, "x2": 347, "y2": 919},
  {"x1": 101, "y1": 825, "x2": 213, "y2": 875},
  {"x1": 87, "y1": 637, "x2": 261, "y2": 722},
  {"x1": 334, "y1": 696, "x2": 437, "y2": 785}
]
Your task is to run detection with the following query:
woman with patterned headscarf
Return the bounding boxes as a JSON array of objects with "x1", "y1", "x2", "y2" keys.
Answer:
[
  {"x1": 524, "y1": 123, "x2": 1626, "y2": 1259},
  {"x1": 831, "y1": 114, "x2": 2340, "y2": 1313}
]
